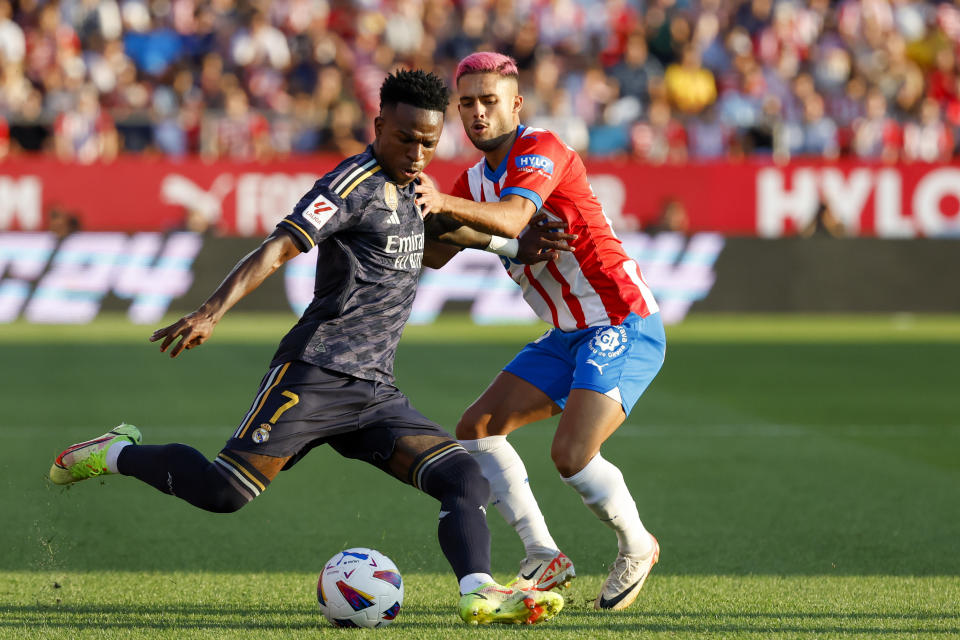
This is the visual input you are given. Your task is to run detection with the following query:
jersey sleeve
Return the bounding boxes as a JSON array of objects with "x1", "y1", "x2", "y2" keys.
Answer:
[
  {"x1": 276, "y1": 180, "x2": 353, "y2": 252},
  {"x1": 500, "y1": 131, "x2": 573, "y2": 211}
]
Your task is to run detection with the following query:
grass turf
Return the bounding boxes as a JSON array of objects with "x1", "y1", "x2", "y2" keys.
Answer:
[{"x1": 3, "y1": 313, "x2": 959, "y2": 638}]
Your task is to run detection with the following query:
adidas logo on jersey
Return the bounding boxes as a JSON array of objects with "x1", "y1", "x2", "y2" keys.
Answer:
[{"x1": 386, "y1": 211, "x2": 400, "y2": 225}]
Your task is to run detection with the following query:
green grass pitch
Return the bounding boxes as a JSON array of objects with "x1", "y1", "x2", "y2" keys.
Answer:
[{"x1": 2, "y1": 313, "x2": 959, "y2": 638}]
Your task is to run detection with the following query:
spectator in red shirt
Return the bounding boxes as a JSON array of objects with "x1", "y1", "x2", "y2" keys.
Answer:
[
  {"x1": 927, "y1": 47, "x2": 957, "y2": 106},
  {"x1": 944, "y1": 76, "x2": 960, "y2": 148}
]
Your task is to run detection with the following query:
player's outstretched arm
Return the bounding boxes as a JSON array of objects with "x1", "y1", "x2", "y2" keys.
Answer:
[
  {"x1": 422, "y1": 212, "x2": 491, "y2": 269},
  {"x1": 422, "y1": 212, "x2": 575, "y2": 269},
  {"x1": 422, "y1": 240, "x2": 461, "y2": 269},
  {"x1": 423, "y1": 211, "x2": 492, "y2": 249},
  {"x1": 150, "y1": 229, "x2": 301, "y2": 357},
  {"x1": 415, "y1": 173, "x2": 535, "y2": 238}
]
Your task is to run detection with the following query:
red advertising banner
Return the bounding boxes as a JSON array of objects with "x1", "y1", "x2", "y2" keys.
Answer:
[{"x1": 2, "y1": 156, "x2": 960, "y2": 237}]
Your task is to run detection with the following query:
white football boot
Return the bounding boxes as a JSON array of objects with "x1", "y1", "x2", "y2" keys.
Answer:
[{"x1": 595, "y1": 535, "x2": 659, "y2": 610}]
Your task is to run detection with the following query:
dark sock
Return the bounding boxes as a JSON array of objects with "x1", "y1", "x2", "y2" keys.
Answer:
[
  {"x1": 417, "y1": 447, "x2": 492, "y2": 580},
  {"x1": 117, "y1": 444, "x2": 266, "y2": 513}
]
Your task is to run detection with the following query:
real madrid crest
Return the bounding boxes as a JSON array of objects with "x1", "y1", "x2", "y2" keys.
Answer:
[
  {"x1": 252, "y1": 423, "x2": 272, "y2": 444},
  {"x1": 384, "y1": 182, "x2": 399, "y2": 212}
]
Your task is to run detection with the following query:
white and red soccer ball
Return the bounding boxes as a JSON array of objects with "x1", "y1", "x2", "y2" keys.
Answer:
[{"x1": 317, "y1": 548, "x2": 404, "y2": 628}]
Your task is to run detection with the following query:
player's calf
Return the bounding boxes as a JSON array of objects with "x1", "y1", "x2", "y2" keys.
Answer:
[
  {"x1": 118, "y1": 444, "x2": 269, "y2": 513},
  {"x1": 412, "y1": 441, "x2": 492, "y2": 580}
]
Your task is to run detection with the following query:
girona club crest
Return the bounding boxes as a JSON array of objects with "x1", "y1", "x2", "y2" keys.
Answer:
[{"x1": 588, "y1": 326, "x2": 628, "y2": 358}]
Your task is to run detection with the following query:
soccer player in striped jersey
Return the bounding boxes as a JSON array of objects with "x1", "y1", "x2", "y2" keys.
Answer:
[
  {"x1": 48, "y1": 70, "x2": 564, "y2": 626},
  {"x1": 417, "y1": 52, "x2": 665, "y2": 611}
]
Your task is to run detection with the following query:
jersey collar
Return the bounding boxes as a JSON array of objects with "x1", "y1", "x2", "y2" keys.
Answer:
[{"x1": 483, "y1": 125, "x2": 526, "y2": 182}]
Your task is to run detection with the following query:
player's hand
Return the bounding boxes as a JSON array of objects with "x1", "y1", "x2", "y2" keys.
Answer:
[
  {"x1": 414, "y1": 174, "x2": 444, "y2": 217},
  {"x1": 516, "y1": 213, "x2": 577, "y2": 264},
  {"x1": 149, "y1": 311, "x2": 217, "y2": 358}
]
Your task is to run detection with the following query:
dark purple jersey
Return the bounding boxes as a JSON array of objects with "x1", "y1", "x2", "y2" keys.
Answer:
[{"x1": 272, "y1": 146, "x2": 424, "y2": 383}]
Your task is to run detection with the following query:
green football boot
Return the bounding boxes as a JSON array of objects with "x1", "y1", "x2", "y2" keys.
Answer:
[
  {"x1": 458, "y1": 582, "x2": 563, "y2": 625},
  {"x1": 49, "y1": 423, "x2": 141, "y2": 485}
]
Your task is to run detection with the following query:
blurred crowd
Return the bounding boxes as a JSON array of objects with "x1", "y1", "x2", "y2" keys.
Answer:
[{"x1": 2, "y1": 0, "x2": 960, "y2": 164}]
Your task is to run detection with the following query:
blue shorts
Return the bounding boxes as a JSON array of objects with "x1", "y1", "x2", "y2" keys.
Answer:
[{"x1": 503, "y1": 313, "x2": 666, "y2": 416}]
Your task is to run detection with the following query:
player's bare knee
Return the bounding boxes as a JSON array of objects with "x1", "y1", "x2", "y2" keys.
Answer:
[
  {"x1": 456, "y1": 406, "x2": 490, "y2": 440},
  {"x1": 552, "y1": 454, "x2": 583, "y2": 479},
  {"x1": 551, "y1": 443, "x2": 590, "y2": 479},
  {"x1": 459, "y1": 408, "x2": 527, "y2": 440}
]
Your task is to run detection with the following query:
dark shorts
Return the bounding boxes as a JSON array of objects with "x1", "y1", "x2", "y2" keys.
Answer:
[{"x1": 225, "y1": 361, "x2": 452, "y2": 471}]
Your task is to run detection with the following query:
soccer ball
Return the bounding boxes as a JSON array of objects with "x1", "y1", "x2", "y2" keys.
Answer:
[{"x1": 317, "y1": 548, "x2": 404, "y2": 628}]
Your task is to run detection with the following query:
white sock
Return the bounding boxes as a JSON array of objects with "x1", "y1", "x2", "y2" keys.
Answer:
[
  {"x1": 105, "y1": 440, "x2": 132, "y2": 474},
  {"x1": 459, "y1": 572, "x2": 494, "y2": 595},
  {"x1": 562, "y1": 453, "x2": 654, "y2": 557},
  {"x1": 460, "y1": 436, "x2": 559, "y2": 559}
]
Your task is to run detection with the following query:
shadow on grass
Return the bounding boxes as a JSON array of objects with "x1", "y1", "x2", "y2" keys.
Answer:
[
  {"x1": 1, "y1": 603, "x2": 319, "y2": 631},
  {"x1": 553, "y1": 609, "x2": 960, "y2": 635},
  {"x1": 3, "y1": 604, "x2": 958, "y2": 634}
]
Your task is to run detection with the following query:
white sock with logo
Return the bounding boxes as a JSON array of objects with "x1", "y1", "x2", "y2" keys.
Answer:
[
  {"x1": 562, "y1": 453, "x2": 654, "y2": 557},
  {"x1": 459, "y1": 572, "x2": 495, "y2": 595},
  {"x1": 459, "y1": 436, "x2": 560, "y2": 559}
]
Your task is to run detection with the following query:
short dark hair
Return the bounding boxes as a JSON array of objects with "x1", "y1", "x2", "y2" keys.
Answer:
[{"x1": 379, "y1": 69, "x2": 449, "y2": 113}]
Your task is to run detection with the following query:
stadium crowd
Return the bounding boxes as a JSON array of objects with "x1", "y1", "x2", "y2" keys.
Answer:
[{"x1": 1, "y1": 0, "x2": 960, "y2": 164}]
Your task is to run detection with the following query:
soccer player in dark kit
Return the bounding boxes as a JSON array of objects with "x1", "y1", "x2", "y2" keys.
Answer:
[{"x1": 48, "y1": 70, "x2": 564, "y2": 626}]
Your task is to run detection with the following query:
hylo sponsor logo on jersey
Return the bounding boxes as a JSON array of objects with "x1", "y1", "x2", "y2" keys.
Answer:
[
  {"x1": 515, "y1": 154, "x2": 554, "y2": 176},
  {"x1": 589, "y1": 326, "x2": 628, "y2": 358},
  {"x1": 303, "y1": 194, "x2": 338, "y2": 230}
]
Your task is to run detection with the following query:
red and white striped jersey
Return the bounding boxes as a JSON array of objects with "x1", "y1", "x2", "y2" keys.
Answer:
[{"x1": 451, "y1": 125, "x2": 659, "y2": 330}]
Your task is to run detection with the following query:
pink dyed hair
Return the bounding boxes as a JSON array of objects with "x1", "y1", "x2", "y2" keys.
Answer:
[{"x1": 455, "y1": 52, "x2": 519, "y2": 84}]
